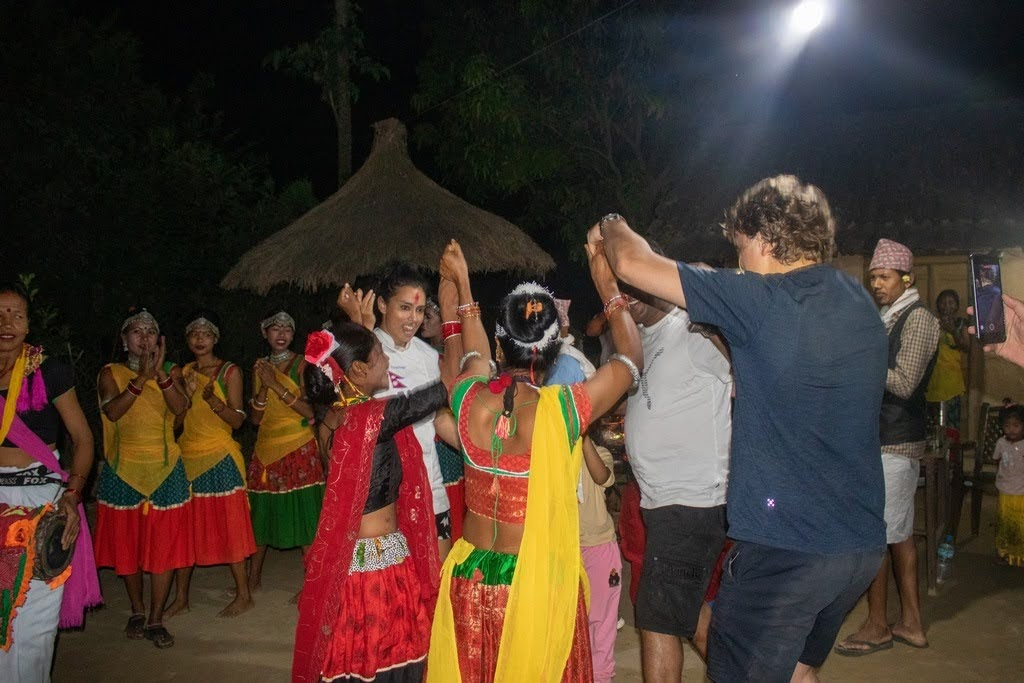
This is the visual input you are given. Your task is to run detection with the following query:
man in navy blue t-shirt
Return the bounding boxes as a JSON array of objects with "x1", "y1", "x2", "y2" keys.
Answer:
[{"x1": 589, "y1": 175, "x2": 887, "y2": 682}]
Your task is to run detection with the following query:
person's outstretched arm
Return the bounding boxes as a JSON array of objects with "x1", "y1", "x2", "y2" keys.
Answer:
[{"x1": 587, "y1": 215, "x2": 687, "y2": 309}]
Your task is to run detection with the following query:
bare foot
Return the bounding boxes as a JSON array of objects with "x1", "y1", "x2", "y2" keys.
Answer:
[
  {"x1": 164, "y1": 599, "x2": 190, "y2": 619},
  {"x1": 891, "y1": 624, "x2": 928, "y2": 649},
  {"x1": 218, "y1": 595, "x2": 254, "y2": 618},
  {"x1": 247, "y1": 577, "x2": 262, "y2": 593},
  {"x1": 288, "y1": 589, "x2": 301, "y2": 605}
]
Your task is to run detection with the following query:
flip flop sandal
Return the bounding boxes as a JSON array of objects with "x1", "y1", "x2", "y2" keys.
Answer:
[
  {"x1": 834, "y1": 637, "x2": 894, "y2": 657},
  {"x1": 143, "y1": 624, "x2": 175, "y2": 649},
  {"x1": 125, "y1": 613, "x2": 146, "y2": 640},
  {"x1": 893, "y1": 634, "x2": 930, "y2": 649}
]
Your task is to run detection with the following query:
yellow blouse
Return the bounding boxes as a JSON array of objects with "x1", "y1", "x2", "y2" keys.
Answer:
[
  {"x1": 252, "y1": 357, "x2": 314, "y2": 467},
  {"x1": 101, "y1": 363, "x2": 181, "y2": 497},
  {"x1": 178, "y1": 362, "x2": 244, "y2": 481}
]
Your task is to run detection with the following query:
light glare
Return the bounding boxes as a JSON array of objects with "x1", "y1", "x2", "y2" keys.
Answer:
[{"x1": 789, "y1": 1, "x2": 826, "y2": 36}]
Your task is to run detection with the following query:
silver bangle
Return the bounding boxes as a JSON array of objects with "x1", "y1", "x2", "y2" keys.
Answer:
[
  {"x1": 607, "y1": 353, "x2": 641, "y2": 392},
  {"x1": 459, "y1": 351, "x2": 481, "y2": 372}
]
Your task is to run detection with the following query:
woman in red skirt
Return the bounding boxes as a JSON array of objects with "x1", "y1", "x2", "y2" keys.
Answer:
[
  {"x1": 166, "y1": 310, "x2": 257, "y2": 618},
  {"x1": 95, "y1": 308, "x2": 194, "y2": 648},
  {"x1": 293, "y1": 319, "x2": 444, "y2": 682}
]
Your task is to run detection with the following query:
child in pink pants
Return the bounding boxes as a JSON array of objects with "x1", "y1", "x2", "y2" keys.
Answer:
[{"x1": 581, "y1": 438, "x2": 623, "y2": 683}]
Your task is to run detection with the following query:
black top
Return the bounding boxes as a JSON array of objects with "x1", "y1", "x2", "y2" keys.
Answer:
[
  {"x1": 880, "y1": 303, "x2": 937, "y2": 446},
  {"x1": 0, "y1": 357, "x2": 75, "y2": 448},
  {"x1": 364, "y1": 381, "x2": 448, "y2": 514}
]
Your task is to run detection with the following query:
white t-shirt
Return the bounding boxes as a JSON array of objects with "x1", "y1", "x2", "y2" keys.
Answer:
[
  {"x1": 374, "y1": 328, "x2": 450, "y2": 514},
  {"x1": 624, "y1": 308, "x2": 732, "y2": 509}
]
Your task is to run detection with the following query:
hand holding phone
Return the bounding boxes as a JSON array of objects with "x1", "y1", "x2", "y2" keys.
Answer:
[{"x1": 968, "y1": 253, "x2": 1006, "y2": 345}]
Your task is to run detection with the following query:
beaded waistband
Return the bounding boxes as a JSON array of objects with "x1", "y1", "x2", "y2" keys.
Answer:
[{"x1": 348, "y1": 531, "x2": 409, "y2": 574}]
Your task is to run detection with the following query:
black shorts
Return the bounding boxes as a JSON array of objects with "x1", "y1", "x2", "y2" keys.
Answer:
[
  {"x1": 635, "y1": 504, "x2": 727, "y2": 638},
  {"x1": 435, "y1": 510, "x2": 452, "y2": 540}
]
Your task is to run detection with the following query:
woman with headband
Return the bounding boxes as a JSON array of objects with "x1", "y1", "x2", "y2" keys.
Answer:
[
  {"x1": 95, "y1": 307, "x2": 193, "y2": 649},
  {"x1": 246, "y1": 310, "x2": 321, "y2": 596},
  {"x1": 165, "y1": 310, "x2": 256, "y2": 619},
  {"x1": 292, "y1": 319, "x2": 447, "y2": 682},
  {"x1": 427, "y1": 239, "x2": 643, "y2": 682},
  {"x1": 0, "y1": 281, "x2": 101, "y2": 679}
]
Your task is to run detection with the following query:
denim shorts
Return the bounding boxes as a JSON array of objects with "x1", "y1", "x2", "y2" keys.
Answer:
[{"x1": 707, "y1": 541, "x2": 884, "y2": 682}]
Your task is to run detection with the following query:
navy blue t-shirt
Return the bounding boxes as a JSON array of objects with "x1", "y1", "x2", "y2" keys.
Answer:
[{"x1": 678, "y1": 262, "x2": 887, "y2": 554}]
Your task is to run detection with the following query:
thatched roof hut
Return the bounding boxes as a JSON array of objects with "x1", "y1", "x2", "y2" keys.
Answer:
[
  {"x1": 222, "y1": 118, "x2": 554, "y2": 294},
  {"x1": 648, "y1": 99, "x2": 1024, "y2": 263}
]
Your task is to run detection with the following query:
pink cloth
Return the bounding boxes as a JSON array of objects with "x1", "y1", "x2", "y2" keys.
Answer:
[
  {"x1": 869, "y1": 238, "x2": 913, "y2": 272},
  {"x1": 0, "y1": 395, "x2": 103, "y2": 628},
  {"x1": 582, "y1": 540, "x2": 623, "y2": 683}
]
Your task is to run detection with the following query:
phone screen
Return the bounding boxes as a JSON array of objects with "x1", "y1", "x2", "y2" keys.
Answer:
[{"x1": 969, "y1": 254, "x2": 1006, "y2": 344}]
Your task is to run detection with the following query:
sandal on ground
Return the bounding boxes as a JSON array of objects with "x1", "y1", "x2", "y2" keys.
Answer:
[
  {"x1": 834, "y1": 637, "x2": 893, "y2": 657},
  {"x1": 892, "y1": 634, "x2": 929, "y2": 649},
  {"x1": 125, "y1": 613, "x2": 146, "y2": 640},
  {"x1": 143, "y1": 623, "x2": 175, "y2": 649}
]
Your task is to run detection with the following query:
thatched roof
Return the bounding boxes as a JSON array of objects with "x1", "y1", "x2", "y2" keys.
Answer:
[
  {"x1": 649, "y1": 99, "x2": 1024, "y2": 263},
  {"x1": 222, "y1": 118, "x2": 554, "y2": 293}
]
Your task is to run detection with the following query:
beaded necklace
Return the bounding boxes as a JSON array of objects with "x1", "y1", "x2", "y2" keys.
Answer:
[{"x1": 268, "y1": 349, "x2": 293, "y2": 364}]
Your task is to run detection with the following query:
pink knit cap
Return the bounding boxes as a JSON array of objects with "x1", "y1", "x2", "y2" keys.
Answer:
[
  {"x1": 869, "y1": 238, "x2": 913, "y2": 272},
  {"x1": 554, "y1": 298, "x2": 571, "y2": 328}
]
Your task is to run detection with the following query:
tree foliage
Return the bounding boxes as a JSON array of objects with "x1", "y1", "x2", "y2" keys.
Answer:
[
  {"x1": 1, "y1": 1, "x2": 322, "y2": 430},
  {"x1": 412, "y1": 0, "x2": 687, "y2": 248}
]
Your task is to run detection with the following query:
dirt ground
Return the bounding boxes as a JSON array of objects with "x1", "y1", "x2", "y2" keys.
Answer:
[{"x1": 52, "y1": 489, "x2": 1023, "y2": 682}]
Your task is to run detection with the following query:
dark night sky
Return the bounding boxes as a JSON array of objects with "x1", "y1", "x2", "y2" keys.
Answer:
[{"x1": 77, "y1": 1, "x2": 1024, "y2": 199}]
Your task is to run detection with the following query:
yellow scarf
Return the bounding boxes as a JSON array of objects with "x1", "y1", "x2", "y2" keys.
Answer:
[
  {"x1": 253, "y1": 364, "x2": 314, "y2": 467},
  {"x1": 178, "y1": 363, "x2": 244, "y2": 481},
  {"x1": 101, "y1": 363, "x2": 181, "y2": 497},
  {"x1": 429, "y1": 385, "x2": 588, "y2": 682},
  {"x1": 0, "y1": 345, "x2": 27, "y2": 444}
]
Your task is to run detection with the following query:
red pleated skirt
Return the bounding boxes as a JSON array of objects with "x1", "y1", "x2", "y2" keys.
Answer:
[
  {"x1": 319, "y1": 540, "x2": 430, "y2": 681},
  {"x1": 193, "y1": 489, "x2": 257, "y2": 566},
  {"x1": 94, "y1": 502, "x2": 195, "y2": 576}
]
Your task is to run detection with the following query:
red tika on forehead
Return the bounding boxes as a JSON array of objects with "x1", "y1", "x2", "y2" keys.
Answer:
[{"x1": 413, "y1": 291, "x2": 421, "y2": 304}]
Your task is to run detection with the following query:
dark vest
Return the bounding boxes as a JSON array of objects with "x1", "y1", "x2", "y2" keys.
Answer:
[{"x1": 880, "y1": 302, "x2": 937, "y2": 446}]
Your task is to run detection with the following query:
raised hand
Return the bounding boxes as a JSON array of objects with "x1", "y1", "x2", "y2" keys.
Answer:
[
  {"x1": 358, "y1": 288, "x2": 376, "y2": 330},
  {"x1": 440, "y1": 240, "x2": 469, "y2": 285},
  {"x1": 254, "y1": 358, "x2": 279, "y2": 389},
  {"x1": 337, "y1": 283, "x2": 361, "y2": 322},
  {"x1": 438, "y1": 277, "x2": 458, "y2": 312},
  {"x1": 585, "y1": 238, "x2": 618, "y2": 300}
]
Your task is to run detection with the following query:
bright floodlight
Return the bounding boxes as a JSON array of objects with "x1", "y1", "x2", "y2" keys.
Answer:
[{"x1": 789, "y1": 1, "x2": 827, "y2": 36}]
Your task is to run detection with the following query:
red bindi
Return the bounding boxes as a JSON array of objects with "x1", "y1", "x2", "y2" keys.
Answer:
[{"x1": 413, "y1": 292, "x2": 421, "y2": 304}]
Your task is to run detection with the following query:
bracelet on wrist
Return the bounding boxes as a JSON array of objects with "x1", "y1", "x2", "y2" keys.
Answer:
[
  {"x1": 249, "y1": 397, "x2": 268, "y2": 410},
  {"x1": 607, "y1": 353, "x2": 641, "y2": 392},
  {"x1": 441, "y1": 321, "x2": 462, "y2": 339},
  {"x1": 457, "y1": 302, "x2": 481, "y2": 318},
  {"x1": 126, "y1": 381, "x2": 143, "y2": 397},
  {"x1": 63, "y1": 487, "x2": 81, "y2": 499},
  {"x1": 283, "y1": 393, "x2": 299, "y2": 407},
  {"x1": 157, "y1": 375, "x2": 174, "y2": 391}
]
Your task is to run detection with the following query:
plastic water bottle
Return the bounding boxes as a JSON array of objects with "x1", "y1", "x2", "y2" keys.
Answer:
[{"x1": 937, "y1": 535, "x2": 955, "y2": 584}]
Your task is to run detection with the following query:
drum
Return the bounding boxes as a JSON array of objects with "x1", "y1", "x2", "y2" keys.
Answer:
[{"x1": 33, "y1": 510, "x2": 73, "y2": 581}]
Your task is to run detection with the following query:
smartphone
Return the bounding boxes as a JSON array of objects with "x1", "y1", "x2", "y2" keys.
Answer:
[{"x1": 969, "y1": 253, "x2": 1006, "y2": 344}]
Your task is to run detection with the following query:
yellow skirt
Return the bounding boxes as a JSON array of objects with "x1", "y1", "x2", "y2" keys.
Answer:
[{"x1": 996, "y1": 493, "x2": 1024, "y2": 567}]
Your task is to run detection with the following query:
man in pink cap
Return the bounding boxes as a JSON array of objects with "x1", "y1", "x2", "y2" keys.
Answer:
[{"x1": 836, "y1": 238, "x2": 940, "y2": 656}]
